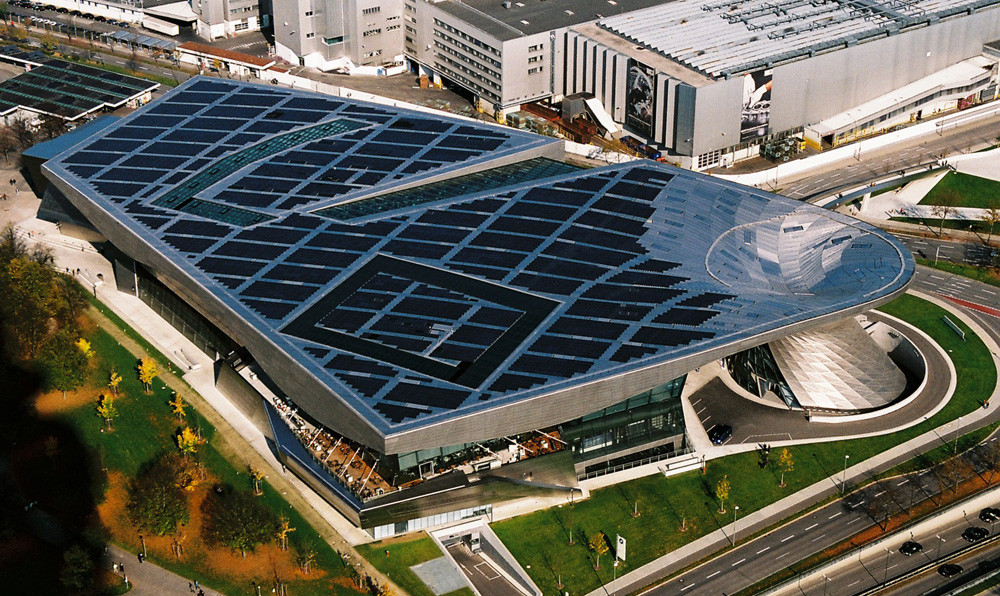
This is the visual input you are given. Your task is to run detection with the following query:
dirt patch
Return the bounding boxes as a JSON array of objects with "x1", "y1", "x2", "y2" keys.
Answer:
[
  {"x1": 97, "y1": 471, "x2": 322, "y2": 583},
  {"x1": 35, "y1": 386, "x2": 102, "y2": 416}
]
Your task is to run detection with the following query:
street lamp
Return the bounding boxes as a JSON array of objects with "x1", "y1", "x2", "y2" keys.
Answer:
[
  {"x1": 842, "y1": 454, "x2": 850, "y2": 493},
  {"x1": 733, "y1": 505, "x2": 740, "y2": 545},
  {"x1": 936, "y1": 534, "x2": 946, "y2": 559},
  {"x1": 883, "y1": 547, "x2": 891, "y2": 583}
]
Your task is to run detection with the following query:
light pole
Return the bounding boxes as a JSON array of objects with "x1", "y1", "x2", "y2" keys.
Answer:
[
  {"x1": 842, "y1": 454, "x2": 850, "y2": 493},
  {"x1": 883, "y1": 547, "x2": 891, "y2": 584},
  {"x1": 733, "y1": 505, "x2": 740, "y2": 545},
  {"x1": 954, "y1": 416, "x2": 962, "y2": 454},
  {"x1": 936, "y1": 534, "x2": 946, "y2": 559}
]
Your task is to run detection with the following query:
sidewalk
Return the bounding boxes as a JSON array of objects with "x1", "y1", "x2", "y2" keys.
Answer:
[
  {"x1": 105, "y1": 543, "x2": 222, "y2": 596},
  {"x1": 587, "y1": 290, "x2": 1000, "y2": 596}
]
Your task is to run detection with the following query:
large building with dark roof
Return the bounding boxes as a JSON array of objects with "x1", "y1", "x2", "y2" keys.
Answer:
[{"x1": 40, "y1": 77, "x2": 914, "y2": 535}]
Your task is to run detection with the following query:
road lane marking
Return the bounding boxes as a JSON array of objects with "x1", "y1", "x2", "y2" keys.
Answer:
[
  {"x1": 805, "y1": 523, "x2": 819, "y2": 531},
  {"x1": 706, "y1": 571, "x2": 720, "y2": 579},
  {"x1": 757, "y1": 547, "x2": 770, "y2": 554},
  {"x1": 811, "y1": 534, "x2": 827, "y2": 542},
  {"x1": 680, "y1": 583, "x2": 695, "y2": 591},
  {"x1": 829, "y1": 512, "x2": 842, "y2": 519},
  {"x1": 732, "y1": 558, "x2": 745, "y2": 567},
  {"x1": 776, "y1": 552, "x2": 790, "y2": 560},
  {"x1": 781, "y1": 535, "x2": 795, "y2": 542}
]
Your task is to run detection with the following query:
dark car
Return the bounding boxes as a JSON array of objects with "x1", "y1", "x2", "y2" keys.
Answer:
[
  {"x1": 980, "y1": 507, "x2": 1000, "y2": 523},
  {"x1": 938, "y1": 563, "x2": 963, "y2": 578},
  {"x1": 899, "y1": 541, "x2": 923, "y2": 556},
  {"x1": 962, "y1": 526, "x2": 989, "y2": 542},
  {"x1": 708, "y1": 424, "x2": 733, "y2": 445}
]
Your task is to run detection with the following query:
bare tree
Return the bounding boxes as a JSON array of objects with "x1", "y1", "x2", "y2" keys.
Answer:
[
  {"x1": 982, "y1": 205, "x2": 1000, "y2": 245},
  {"x1": 931, "y1": 190, "x2": 960, "y2": 235}
]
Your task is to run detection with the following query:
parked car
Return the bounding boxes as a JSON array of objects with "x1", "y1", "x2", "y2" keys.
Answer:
[
  {"x1": 979, "y1": 507, "x2": 1000, "y2": 523},
  {"x1": 938, "y1": 563, "x2": 963, "y2": 578},
  {"x1": 708, "y1": 424, "x2": 733, "y2": 445},
  {"x1": 962, "y1": 526, "x2": 989, "y2": 542},
  {"x1": 899, "y1": 541, "x2": 923, "y2": 556}
]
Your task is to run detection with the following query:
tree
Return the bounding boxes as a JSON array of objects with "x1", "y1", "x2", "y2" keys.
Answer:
[
  {"x1": 75, "y1": 337, "x2": 93, "y2": 359},
  {"x1": 716, "y1": 475, "x2": 731, "y2": 513},
  {"x1": 60, "y1": 544, "x2": 95, "y2": 594},
  {"x1": 96, "y1": 394, "x2": 117, "y2": 430},
  {"x1": 982, "y1": 206, "x2": 1000, "y2": 245},
  {"x1": 276, "y1": 513, "x2": 295, "y2": 550},
  {"x1": 202, "y1": 487, "x2": 280, "y2": 557},
  {"x1": 36, "y1": 330, "x2": 89, "y2": 398},
  {"x1": 169, "y1": 392, "x2": 186, "y2": 421},
  {"x1": 588, "y1": 532, "x2": 609, "y2": 570},
  {"x1": 108, "y1": 369, "x2": 122, "y2": 396},
  {"x1": 249, "y1": 465, "x2": 264, "y2": 495},
  {"x1": 0, "y1": 126, "x2": 17, "y2": 163},
  {"x1": 931, "y1": 190, "x2": 960, "y2": 234},
  {"x1": 7, "y1": 117, "x2": 34, "y2": 150},
  {"x1": 40, "y1": 33, "x2": 57, "y2": 54},
  {"x1": 38, "y1": 114, "x2": 66, "y2": 140},
  {"x1": 757, "y1": 443, "x2": 771, "y2": 470},
  {"x1": 778, "y1": 448, "x2": 794, "y2": 487},
  {"x1": 296, "y1": 542, "x2": 318, "y2": 574},
  {"x1": 127, "y1": 454, "x2": 191, "y2": 536},
  {"x1": 137, "y1": 357, "x2": 157, "y2": 393},
  {"x1": 176, "y1": 426, "x2": 199, "y2": 457}
]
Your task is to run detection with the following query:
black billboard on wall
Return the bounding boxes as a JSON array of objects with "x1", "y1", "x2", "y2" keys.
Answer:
[
  {"x1": 740, "y1": 68, "x2": 772, "y2": 142},
  {"x1": 625, "y1": 59, "x2": 655, "y2": 138}
]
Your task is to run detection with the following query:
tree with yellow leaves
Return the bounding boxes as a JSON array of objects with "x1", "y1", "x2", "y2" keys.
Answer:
[
  {"x1": 778, "y1": 448, "x2": 795, "y2": 488},
  {"x1": 716, "y1": 474, "x2": 731, "y2": 513},
  {"x1": 96, "y1": 394, "x2": 117, "y2": 431},
  {"x1": 75, "y1": 338, "x2": 93, "y2": 359},
  {"x1": 169, "y1": 392, "x2": 186, "y2": 422},
  {"x1": 176, "y1": 427, "x2": 199, "y2": 457},
  {"x1": 277, "y1": 513, "x2": 295, "y2": 551},
  {"x1": 249, "y1": 465, "x2": 264, "y2": 496},
  {"x1": 137, "y1": 357, "x2": 157, "y2": 393},
  {"x1": 107, "y1": 369, "x2": 122, "y2": 396}
]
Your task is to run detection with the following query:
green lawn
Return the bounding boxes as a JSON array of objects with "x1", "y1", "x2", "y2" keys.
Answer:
[
  {"x1": 59, "y1": 324, "x2": 356, "y2": 596},
  {"x1": 915, "y1": 259, "x2": 1000, "y2": 289},
  {"x1": 492, "y1": 294, "x2": 997, "y2": 595},
  {"x1": 888, "y1": 216, "x2": 999, "y2": 237},
  {"x1": 357, "y1": 536, "x2": 445, "y2": 596},
  {"x1": 920, "y1": 171, "x2": 1000, "y2": 209}
]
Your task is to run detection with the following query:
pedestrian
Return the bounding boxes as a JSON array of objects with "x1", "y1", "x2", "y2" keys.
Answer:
[
  {"x1": 120, "y1": 562, "x2": 125, "y2": 574},
  {"x1": 189, "y1": 582, "x2": 194, "y2": 592},
  {"x1": 113, "y1": 562, "x2": 118, "y2": 573},
  {"x1": 137, "y1": 551, "x2": 144, "y2": 563},
  {"x1": 198, "y1": 590, "x2": 205, "y2": 596},
  {"x1": 194, "y1": 580, "x2": 199, "y2": 590},
  {"x1": 9, "y1": 177, "x2": 14, "y2": 186}
]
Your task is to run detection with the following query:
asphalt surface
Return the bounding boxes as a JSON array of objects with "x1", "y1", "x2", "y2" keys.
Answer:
[
  {"x1": 690, "y1": 311, "x2": 950, "y2": 445},
  {"x1": 777, "y1": 116, "x2": 1000, "y2": 200},
  {"x1": 447, "y1": 544, "x2": 523, "y2": 596}
]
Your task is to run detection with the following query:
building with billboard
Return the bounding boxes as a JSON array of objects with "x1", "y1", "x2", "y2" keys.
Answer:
[{"x1": 38, "y1": 78, "x2": 914, "y2": 536}]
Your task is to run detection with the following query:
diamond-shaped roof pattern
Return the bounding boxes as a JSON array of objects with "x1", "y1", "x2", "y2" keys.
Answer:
[{"x1": 43, "y1": 78, "x2": 914, "y2": 449}]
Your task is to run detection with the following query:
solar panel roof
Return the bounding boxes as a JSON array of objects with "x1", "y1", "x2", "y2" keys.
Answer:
[
  {"x1": 0, "y1": 46, "x2": 158, "y2": 120},
  {"x1": 43, "y1": 77, "x2": 913, "y2": 442}
]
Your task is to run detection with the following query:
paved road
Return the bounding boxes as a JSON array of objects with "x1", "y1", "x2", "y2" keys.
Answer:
[
  {"x1": 777, "y1": 116, "x2": 1000, "y2": 200},
  {"x1": 447, "y1": 544, "x2": 523, "y2": 596}
]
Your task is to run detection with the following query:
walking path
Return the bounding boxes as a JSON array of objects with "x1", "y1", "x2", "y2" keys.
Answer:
[{"x1": 105, "y1": 543, "x2": 222, "y2": 596}]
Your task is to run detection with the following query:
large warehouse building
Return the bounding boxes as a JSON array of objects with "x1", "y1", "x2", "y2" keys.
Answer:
[
  {"x1": 402, "y1": 0, "x2": 1000, "y2": 168},
  {"x1": 39, "y1": 78, "x2": 913, "y2": 536}
]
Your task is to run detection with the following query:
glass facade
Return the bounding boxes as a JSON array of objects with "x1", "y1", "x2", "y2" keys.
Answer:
[
  {"x1": 371, "y1": 505, "x2": 492, "y2": 539},
  {"x1": 135, "y1": 264, "x2": 239, "y2": 359},
  {"x1": 559, "y1": 376, "x2": 687, "y2": 463},
  {"x1": 725, "y1": 345, "x2": 799, "y2": 408}
]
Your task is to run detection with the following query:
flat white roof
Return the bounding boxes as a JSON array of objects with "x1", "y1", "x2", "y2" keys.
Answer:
[
  {"x1": 599, "y1": 0, "x2": 1000, "y2": 78},
  {"x1": 809, "y1": 56, "x2": 996, "y2": 136}
]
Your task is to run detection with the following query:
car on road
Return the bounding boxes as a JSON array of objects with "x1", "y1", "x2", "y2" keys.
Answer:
[
  {"x1": 980, "y1": 507, "x2": 1000, "y2": 523},
  {"x1": 962, "y1": 526, "x2": 989, "y2": 542},
  {"x1": 899, "y1": 541, "x2": 923, "y2": 556},
  {"x1": 938, "y1": 563, "x2": 963, "y2": 578},
  {"x1": 708, "y1": 424, "x2": 732, "y2": 445}
]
